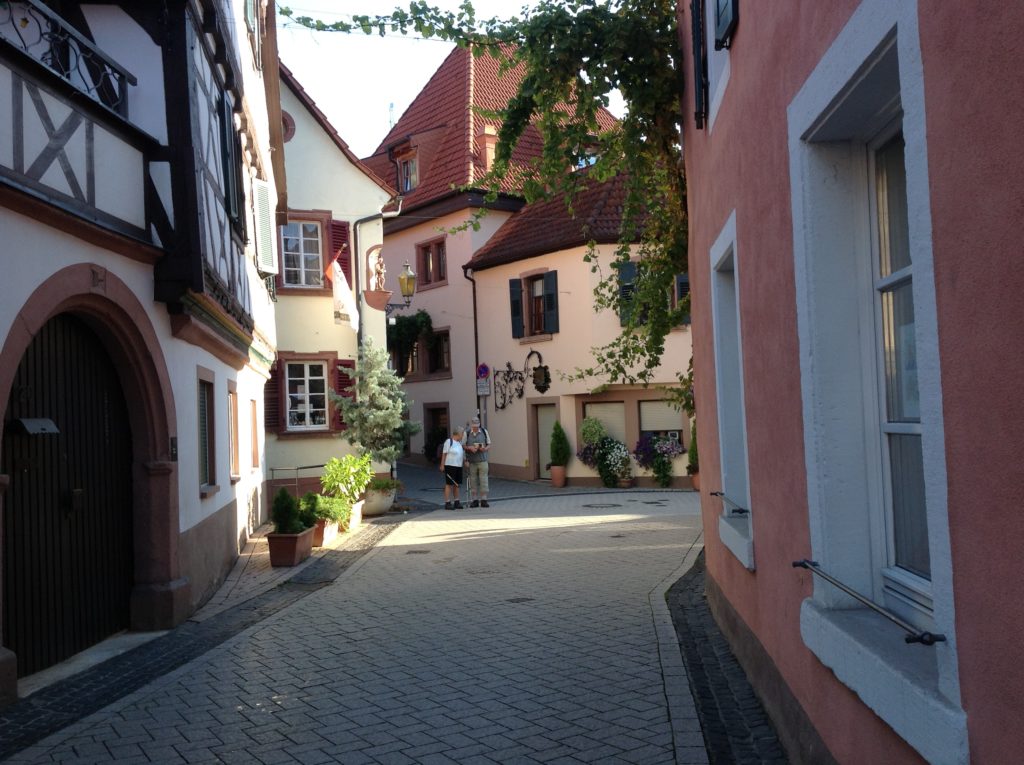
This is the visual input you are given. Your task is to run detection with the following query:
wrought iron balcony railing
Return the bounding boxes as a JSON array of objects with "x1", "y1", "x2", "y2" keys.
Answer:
[{"x1": 0, "y1": 0, "x2": 137, "y2": 117}]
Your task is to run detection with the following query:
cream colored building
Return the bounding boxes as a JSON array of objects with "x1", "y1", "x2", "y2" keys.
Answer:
[{"x1": 266, "y1": 65, "x2": 397, "y2": 495}]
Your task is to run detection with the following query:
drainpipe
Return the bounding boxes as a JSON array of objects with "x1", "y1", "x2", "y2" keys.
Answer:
[
  {"x1": 352, "y1": 195, "x2": 403, "y2": 348},
  {"x1": 463, "y1": 265, "x2": 483, "y2": 428}
]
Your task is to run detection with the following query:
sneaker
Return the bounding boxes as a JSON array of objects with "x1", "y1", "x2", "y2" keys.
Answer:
[
  {"x1": 444, "y1": 502, "x2": 452, "y2": 510},
  {"x1": 481, "y1": 500, "x2": 490, "y2": 508},
  {"x1": 453, "y1": 501, "x2": 463, "y2": 509},
  {"x1": 470, "y1": 500, "x2": 480, "y2": 508}
]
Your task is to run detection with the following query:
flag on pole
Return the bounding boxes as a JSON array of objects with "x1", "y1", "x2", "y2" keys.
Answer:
[{"x1": 332, "y1": 261, "x2": 359, "y2": 331}]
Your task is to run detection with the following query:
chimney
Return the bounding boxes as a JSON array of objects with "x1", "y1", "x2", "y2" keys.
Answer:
[{"x1": 477, "y1": 125, "x2": 498, "y2": 171}]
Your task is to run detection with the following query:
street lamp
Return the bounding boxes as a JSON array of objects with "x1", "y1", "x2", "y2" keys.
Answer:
[{"x1": 386, "y1": 261, "x2": 417, "y2": 315}]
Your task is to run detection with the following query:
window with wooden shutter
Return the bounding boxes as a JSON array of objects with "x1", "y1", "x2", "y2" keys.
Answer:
[
  {"x1": 329, "y1": 220, "x2": 351, "y2": 285},
  {"x1": 264, "y1": 363, "x2": 282, "y2": 433},
  {"x1": 675, "y1": 273, "x2": 691, "y2": 324},
  {"x1": 253, "y1": 178, "x2": 276, "y2": 275},
  {"x1": 509, "y1": 279, "x2": 524, "y2": 338},
  {"x1": 691, "y1": 0, "x2": 708, "y2": 129},
  {"x1": 333, "y1": 359, "x2": 356, "y2": 431}
]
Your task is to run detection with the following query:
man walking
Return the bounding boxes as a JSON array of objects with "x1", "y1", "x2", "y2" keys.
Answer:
[{"x1": 465, "y1": 416, "x2": 491, "y2": 508}]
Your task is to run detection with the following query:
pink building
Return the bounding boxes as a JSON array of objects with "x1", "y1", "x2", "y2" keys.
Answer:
[{"x1": 679, "y1": 1, "x2": 1024, "y2": 762}]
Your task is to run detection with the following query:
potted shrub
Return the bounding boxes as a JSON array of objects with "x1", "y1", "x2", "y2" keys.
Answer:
[
  {"x1": 687, "y1": 420, "x2": 700, "y2": 491},
  {"x1": 634, "y1": 433, "x2": 686, "y2": 488},
  {"x1": 576, "y1": 416, "x2": 606, "y2": 472},
  {"x1": 363, "y1": 476, "x2": 402, "y2": 516},
  {"x1": 548, "y1": 420, "x2": 571, "y2": 488},
  {"x1": 267, "y1": 488, "x2": 314, "y2": 566},
  {"x1": 320, "y1": 453, "x2": 373, "y2": 534},
  {"x1": 301, "y1": 492, "x2": 351, "y2": 547}
]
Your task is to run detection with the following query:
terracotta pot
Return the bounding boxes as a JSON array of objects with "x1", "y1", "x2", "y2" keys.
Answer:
[
  {"x1": 617, "y1": 478, "x2": 635, "y2": 489},
  {"x1": 267, "y1": 526, "x2": 315, "y2": 567},
  {"x1": 690, "y1": 471, "x2": 701, "y2": 491},
  {"x1": 312, "y1": 518, "x2": 339, "y2": 547},
  {"x1": 550, "y1": 465, "x2": 567, "y2": 488}
]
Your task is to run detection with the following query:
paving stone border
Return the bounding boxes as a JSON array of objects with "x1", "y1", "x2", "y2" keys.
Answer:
[
  {"x1": 665, "y1": 550, "x2": 789, "y2": 765},
  {"x1": 0, "y1": 516, "x2": 408, "y2": 761}
]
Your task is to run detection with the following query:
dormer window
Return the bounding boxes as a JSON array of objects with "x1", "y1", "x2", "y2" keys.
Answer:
[{"x1": 400, "y1": 156, "x2": 418, "y2": 192}]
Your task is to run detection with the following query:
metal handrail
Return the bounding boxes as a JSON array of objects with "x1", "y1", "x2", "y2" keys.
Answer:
[
  {"x1": 1, "y1": 0, "x2": 137, "y2": 116},
  {"x1": 709, "y1": 490, "x2": 749, "y2": 515},
  {"x1": 792, "y1": 559, "x2": 945, "y2": 646}
]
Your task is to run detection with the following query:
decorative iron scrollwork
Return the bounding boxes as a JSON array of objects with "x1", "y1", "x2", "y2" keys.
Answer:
[{"x1": 494, "y1": 350, "x2": 548, "y2": 410}]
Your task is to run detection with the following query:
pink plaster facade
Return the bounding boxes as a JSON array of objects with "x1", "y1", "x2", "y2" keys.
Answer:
[{"x1": 680, "y1": 1, "x2": 1024, "y2": 762}]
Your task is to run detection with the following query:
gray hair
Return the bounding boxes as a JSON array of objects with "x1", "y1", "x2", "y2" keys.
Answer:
[{"x1": 452, "y1": 426, "x2": 466, "y2": 436}]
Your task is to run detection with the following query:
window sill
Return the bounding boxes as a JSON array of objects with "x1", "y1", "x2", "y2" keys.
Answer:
[
  {"x1": 417, "y1": 280, "x2": 448, "y2": 292},
  {"x1": 229, "y1": 474, "x2": 242, "y2": 485},
  {"x1": 275, "y1": 430, "x2": 334, "y2": 440},
  {"x1": 800, "y1": 599, "x2": 967, "y2": 764},
  {"x1": 200, "y1": 484, "x2": 220, "y2": 499},
  {"x1": 278, "y1": 286, "x2": 332, "y2": 297},
  {"x1": 719, "y1": 514, "x2": 755, "y2": 570},
  {"x1": 519, "y1": 333, "x2": 553, "y2": 344},
  {"x1": 403, "y1": 371, "x2": 452, "y2": 383}
]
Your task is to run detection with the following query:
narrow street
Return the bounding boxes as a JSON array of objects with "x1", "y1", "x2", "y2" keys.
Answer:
[{"x1": 4, "y1": 488, "x2": 711, "y2": 764}]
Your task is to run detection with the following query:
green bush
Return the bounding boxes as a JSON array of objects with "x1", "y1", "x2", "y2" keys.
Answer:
[
  {"x1": 321, "y1": 454, "x2": 374, "y2": 506},
  {"x1": 550, "y1": 421, "x2": 571, "y2": 467},
  {"x1": 300, "y1": 492, "x2": 351, "y2": 525},
  {"x1": 271, "y1": 488, "x2": 309, "y2": 535},
  {"x1": 687, "y1": 420, "x2": 699, "y2": 475},
  {"x1": 298, "y1": 492, "x2": 319, "y2": 529},
  {"x1": 367, "y1": 476, "x2": 402, "y2": 493},
  {"x1": 580, "y1": 417, "x2": 606, "y2": 446}
]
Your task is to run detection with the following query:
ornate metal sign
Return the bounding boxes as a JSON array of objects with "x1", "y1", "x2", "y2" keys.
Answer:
[{"x1": 494, "y1": 350, "x2": 548, "y2": 410}]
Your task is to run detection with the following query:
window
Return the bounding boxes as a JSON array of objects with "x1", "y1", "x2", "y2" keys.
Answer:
[
  {"x1": 197, "y1": 368, "x2": 217, "y2": 495},
  {"x1": 511, "y1": 271, "x2": 559, "y2": 338},
  {"x1": 244, "y1": 0, "x2": 262, "y2": 68},
  {"x1": 710, "y1": 211, "x2": 752, "y2": 568},
  {"x1": 675, "y1": 274, "x2": 691, "y2": 324},
  {"x1": 404, "y1": 342, "x2": 420, "y2": 376},
  {"x1": 640, "y1": 400, "x2": 685, "y2": 445},
  {"x1": 286, "y1": 362, "x2": 328, "y2": 430},
  {"x1": 583, "y1": 402, "x2": 627, "y2": 443},
  {"x1": 427, "y1": 331, "x2": 451, "y2": 374},
  {"x1": 228, "y1": 384, "x2": 240, "y2": 479},
  {"x1": 280, "y1": 221, "x2": 323, "y2": 287},
  {"x1": 400, "y1": 156, "x2": 418, "y2": 192},
  {"x1": 250, "y1": 399, "x2": 259, "y2": 468},
  {"x1": 417, "y1": 239, "x2": 447, "y2": 286},
  {"x1": 788, "y1": 8, "x2": 963, "y2": 759}
]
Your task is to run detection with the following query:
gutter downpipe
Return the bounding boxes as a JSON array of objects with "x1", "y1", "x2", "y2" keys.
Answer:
[
  {"x1": 353, "y1": 195, "x2": 404, "y2": 349},
  {"x1": 463, "y1": 265, "x2": 483, "y2": 427}
]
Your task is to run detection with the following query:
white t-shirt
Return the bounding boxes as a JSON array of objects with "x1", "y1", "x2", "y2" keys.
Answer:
[{"x1": 443, "y1": 439, "x2": 465, "y2": 467}]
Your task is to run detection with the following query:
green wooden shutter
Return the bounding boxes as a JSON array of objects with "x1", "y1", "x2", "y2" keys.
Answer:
[
  {"x1": 676, "y1": 273, "x2": 691, "y2": 325},
  {"x1": 714, "y1": 0, "x2": 738, "y2": 50},
  {"x1": 543, "y1": 271, "x2": 559, "y2": 334},
  {"x1": 618, "y1": 261, "x2": 637, "y2": 326},
  {"x1": 509, "y1": 279, "x2": 524, "y2": 338}
]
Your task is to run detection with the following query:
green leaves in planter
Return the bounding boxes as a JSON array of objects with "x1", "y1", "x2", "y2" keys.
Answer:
[
  {"x1": 550, "y1": 420, "x2": 571, "y2": 467},
  {"x1": 321, "y1": 454, "x2": 374, "y2": 506},
  {"x1": 301, "y1": 492, "x2": 351, "y2": 525},
  {"x1": 272, "y1": 488, "x2": 310, "y2": 535}
]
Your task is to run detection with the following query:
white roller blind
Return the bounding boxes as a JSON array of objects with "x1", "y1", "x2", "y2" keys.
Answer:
[
  {"x1": 584, "y1": 402, "x2": 626, "y2": 443},
  {"x1": 640, "y1": 400, "x2": 683, "y2": 432}
]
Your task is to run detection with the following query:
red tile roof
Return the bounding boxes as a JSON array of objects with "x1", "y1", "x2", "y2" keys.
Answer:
[
  {"x1": 466, "y1": 174, "x2": 635, "y2": 270},
  {"x1": 279, "y1": 62, "x2": 396, "y2": 197},
  {"x1": 361, "y1": 45, "x2": 618, "y2": 211}
]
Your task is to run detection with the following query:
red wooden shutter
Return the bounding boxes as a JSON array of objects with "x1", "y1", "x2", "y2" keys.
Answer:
[
  {"x1": 328, "y1": 220, "x2": 351, "y2": 285},
  {"x1": 333, "y1": 359, "x2": 356, "y2": 431},
  {"x1": 264, "y1": 362, "x2": 283, "y2": 433}
]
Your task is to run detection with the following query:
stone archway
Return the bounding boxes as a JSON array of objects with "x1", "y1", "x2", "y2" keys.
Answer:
[{"x1": 0, "y1": 264, "x2": 188, "y2": 705}]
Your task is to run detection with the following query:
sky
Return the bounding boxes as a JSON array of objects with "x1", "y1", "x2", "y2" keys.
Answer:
[{"x1": 276, "y1": 0, "x2": 624, "y2": 159}]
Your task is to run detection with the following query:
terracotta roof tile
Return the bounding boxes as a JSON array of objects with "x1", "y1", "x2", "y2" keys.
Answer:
[
  {"x1": 362, "y1": 46, "x2": 618, "y2": 209},
  {"x1": 466, "y1": 174, "x2": 635, "y2": 270}
]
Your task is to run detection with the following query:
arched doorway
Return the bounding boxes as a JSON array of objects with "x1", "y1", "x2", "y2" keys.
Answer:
[{"x1": 2, "y1": 314, "x2": 134, "y2": 677}]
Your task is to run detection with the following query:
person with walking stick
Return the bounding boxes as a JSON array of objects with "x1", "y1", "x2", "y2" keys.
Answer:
[{"x1": 440, "y1": 426, "x2": 466, "y2": 509}]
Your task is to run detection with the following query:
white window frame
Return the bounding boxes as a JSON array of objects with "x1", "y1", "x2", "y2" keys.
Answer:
[
  {"x1": 280, "y1": 220, "x2": 324, "y2": 288},
  {"x1": 285, "y1": 361, "x2": 329, "y2": 432},
  {"x1": 787, "y1": 2, "x2": 965, "y2": 761},
  {"x1": 710, "y1": 210, "x2": 753, "y2": 569},
  {"x1": 400, "y1": 156, "x2": 418, "y2": 192}
]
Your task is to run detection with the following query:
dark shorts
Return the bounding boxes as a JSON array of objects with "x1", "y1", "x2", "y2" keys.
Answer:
[{"x1": 443, "y1": 465, "x2": 463, "y2": 485}]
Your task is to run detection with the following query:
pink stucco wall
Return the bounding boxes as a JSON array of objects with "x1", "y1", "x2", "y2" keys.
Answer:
[
  {"x1": 681, "y1": 1, "x2": 1024, "y2": 761},
  {"x1": 917, "y1": 2, "x2": 1024, "y2": 759}
]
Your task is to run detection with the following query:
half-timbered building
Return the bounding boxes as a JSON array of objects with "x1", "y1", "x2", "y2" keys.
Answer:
[{"x1": 0, "y1": 0, "x2": 286, "y2": 704}]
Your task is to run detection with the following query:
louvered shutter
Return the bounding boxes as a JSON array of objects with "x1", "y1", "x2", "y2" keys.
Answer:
[
  {"x1": 676, "y1": 273, "x2": 691, "y2": 325},
  {"x1": 618, "y1": 261, "x2": 637, "y2": 326},
  {"x1": 333, "y1": 359, "x2": 356, "y2": 431},
  {"x1": 264, "y1": 363, "x2": 283, "y2": 433},
  {"x1": 328, "y1": 220, "x2": 351, "y2": 285},
  {"x1": 714, "y1": 0, "x2": 738, "y2": 51},
  {"x1": 509, "y1": 279, "x2": 524, "y2": 338},
  {"x1": 691, "y1": 0, "x2": 707, "y2": 129},
  {"x1": 543, "y1": 270, "x2": 559, "y2": 334},
  {"x1": 253, "y1": 178, "x2": 277, "y2": 274}
]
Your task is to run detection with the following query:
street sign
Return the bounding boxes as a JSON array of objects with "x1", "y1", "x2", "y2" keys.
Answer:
[
  {"x1": 477, "y1": 363, "x2": 490, "y2": 379},
  {"x1": 476, "y1": 373, "x2": 491, "y2": 397}
]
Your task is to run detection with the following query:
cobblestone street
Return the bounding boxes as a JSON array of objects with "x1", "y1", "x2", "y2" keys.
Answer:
[{"x1": 2, "y1": 486, "x2": 716, "y2": 764}]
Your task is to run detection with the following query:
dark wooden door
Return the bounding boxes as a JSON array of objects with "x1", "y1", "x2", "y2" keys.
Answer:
[{"x1": 2, "y1": 314, "x2": 134, "y2": 677}]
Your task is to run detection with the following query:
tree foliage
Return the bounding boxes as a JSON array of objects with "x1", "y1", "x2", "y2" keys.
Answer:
[{"x1": 282, "y1": 0, "x2": 689, "y2": 398}]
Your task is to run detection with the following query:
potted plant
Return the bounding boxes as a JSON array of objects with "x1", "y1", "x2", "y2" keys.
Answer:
[
  {"x1": 301, "y1": 492, "x2": 351, "y2": 547},
  {"x1": 363, "y1": 476, "x2": 403, "y2": 516},
  {"x1": 634, "y1": 433, "x2": 686, "y2": 488},
  {"x1": 267, "y1": 488, "x2": 314, "y2": 566},
  {"x1": 687, "y1": 420, "x2": 700, "y2": 491},
  {"x1": 596, "y1": 436, "x2": 633, "y2": 488},
  {"x1": 320, "y1": 453, "x2": 374, "y2": 531},
  {"x1": 548, "y1": 420, "x2": 571, "y2": 488},
  {"x1": 576, "y1": 416, "x2": 606, "y2": 472}
]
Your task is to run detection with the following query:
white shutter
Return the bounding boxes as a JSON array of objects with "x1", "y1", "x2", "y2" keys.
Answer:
[
  {"x1": 640, "y1": 401, "x2": 683, "y2": 432},
  {"x1": 583, "y1": 402, "x2": 626, "y2": 443},
  {"x1": 252, "y1": 177, "x2": 277, "y2": 275}
]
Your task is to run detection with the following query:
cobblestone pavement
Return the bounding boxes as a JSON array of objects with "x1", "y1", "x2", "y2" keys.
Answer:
[
  {"x1": 665, "y1": 554, "x2": 788, "y2": 765},
  {"x1": 4, "y1": 491, "x2": 710, "y2": 764}
]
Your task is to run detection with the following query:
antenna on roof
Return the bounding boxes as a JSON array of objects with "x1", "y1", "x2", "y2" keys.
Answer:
[{"x1": 389, "y1": 102, "x2": 395, "y2": 129}]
